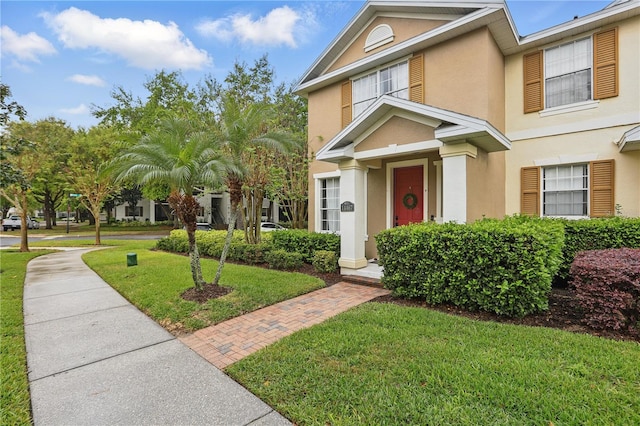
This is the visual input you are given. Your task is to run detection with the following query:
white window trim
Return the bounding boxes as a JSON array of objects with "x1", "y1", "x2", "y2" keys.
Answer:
[
  {"x1": 385, "y1": 158, "x2": 429, "y2": 229},
  {"x1": 314, "y1": 171, "x2": 341, "y2": 233},
  {"x1": 351, "y1": 56, "x2": 411, "y2": 118},
  {"x1": 539, "y1": 99, "x2": 600, "y2": 118},
  {"x1": 541, "y1": 163, "x2": 590, "y2": 219},
  {"x1": 534, "y1": 153, "x2": 598, "y2": 167},
  {"x1": 350, "y1": 55, "x2": 411, "y2": 81},
  {"x1": 541, "y1": 34, "x2": 595, "y2": 111}
]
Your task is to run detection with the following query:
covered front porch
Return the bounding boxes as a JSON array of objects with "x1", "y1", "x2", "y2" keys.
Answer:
[{"x1": 315, "y1": 96, "x2": 511, "y2": 274}]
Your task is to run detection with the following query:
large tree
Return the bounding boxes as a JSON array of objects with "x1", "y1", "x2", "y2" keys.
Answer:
[
  {"x1": 110, "y1": 118, "x2": 228, "y2": 290},
  {"x1": 0, "y1": 84, "x2": 32, "y2": 251},
  {"x1": 268, "y1": 82, "x2": 309, "y2": 228},
  {"x1": 8, "y1": 118, "x2": 74, "y2": 229},
  {"x1": 212, "y1": 95, "x2": 295, "y2": 285},
  {"x1": 66, "y1": 125, "x2": 122, "y2": 244},
  {"x1": 93, "y1": 70, "x2": 205, "y2": 136}
]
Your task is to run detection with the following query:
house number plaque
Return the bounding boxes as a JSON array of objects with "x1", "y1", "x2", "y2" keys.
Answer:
[{"x1": 341, "y1": 201, "x2": 355, "y2": 212}]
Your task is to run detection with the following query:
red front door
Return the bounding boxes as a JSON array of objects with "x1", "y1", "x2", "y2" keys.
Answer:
[{"x1": 394, "y1": 166, "x2": 424, "y2": 227}]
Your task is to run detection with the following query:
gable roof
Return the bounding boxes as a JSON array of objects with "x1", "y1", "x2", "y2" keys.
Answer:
[
  {"x1": 316, "y1": 95, "x2": 511, "y2": 162},
  {"x1": 296, "y1": 0, "x2": 640, "y2": 96}
]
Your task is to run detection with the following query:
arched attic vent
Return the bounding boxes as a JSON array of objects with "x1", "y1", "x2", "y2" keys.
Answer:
[{"x1": 364, "y1": 24, "x2": 394, "y2": 52}]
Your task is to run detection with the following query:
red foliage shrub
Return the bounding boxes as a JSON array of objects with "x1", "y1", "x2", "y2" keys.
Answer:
[{"x1": 570, "y1": 248, "x2": 640, "y2": 335}]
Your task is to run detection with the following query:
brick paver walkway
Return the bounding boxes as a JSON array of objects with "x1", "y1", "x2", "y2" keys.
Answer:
[{"x1": 180, "y1": 282, "x2": 389, "y2": 369}]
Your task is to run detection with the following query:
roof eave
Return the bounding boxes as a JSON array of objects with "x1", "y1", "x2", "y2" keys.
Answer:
[
  {"x1": 296, "y1": 6, "x2": 510, "y2": 96},
  {"x1": 618, "y1": 125, "x2": 640, "y2": 152},
  {"x1": 507, "y1": 0, "x2": 640, "y2": 54},
  {"x1": 316, "y1": 96, "x2": 511, "y2": 162}
]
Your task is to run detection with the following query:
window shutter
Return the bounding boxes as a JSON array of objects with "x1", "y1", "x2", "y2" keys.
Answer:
[
  {"x1": 590, "y1": 159, "x2": 615, "y2": 217},
  {"x1": 523, "y1": 51, "x2": 543, "y2": 113},
  {"x1": 521, "y1": 166, "x2": 540, "y2": 216},
  {"x1": 593, "y1": 27, "x2": 618, "y2": 100},
  {"x1": 341, "y1": 80, "x2": 352, "y2": 128},
  {"x1": 409, "y1": 54, "x2": 424, "y2": 103}
]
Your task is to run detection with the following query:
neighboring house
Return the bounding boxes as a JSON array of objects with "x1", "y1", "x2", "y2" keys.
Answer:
[
  {"x1": 113, "y1": 193, "x2": 230, "y2": 225},
  {"x1": 296, "y1": 0, "x2": 640, "y2": 273},
  {"x1": 113, "y1": 193, "x2": 281, "y2": 226}
]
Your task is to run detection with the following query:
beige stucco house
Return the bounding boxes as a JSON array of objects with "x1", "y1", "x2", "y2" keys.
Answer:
[{"x1": 296, "y1": 0, "x2": 640, "y2": 274}]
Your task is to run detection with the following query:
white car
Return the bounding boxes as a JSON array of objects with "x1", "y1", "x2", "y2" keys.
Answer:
[
  {"x1": 2, "y1": 215, "x2": 39, "y2": 231},
  {"x1": 260, "y1": 222, "x2": 285, "y2": 232}
]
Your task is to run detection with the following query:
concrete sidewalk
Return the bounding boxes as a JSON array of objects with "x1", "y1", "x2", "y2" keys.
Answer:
[{"x1": 23, "y1": 248, "x2": 290, "y2": 426}]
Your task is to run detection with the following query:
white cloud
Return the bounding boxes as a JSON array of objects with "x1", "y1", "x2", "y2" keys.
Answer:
[
  {"x1": 60, "y1": 104, "x2": 90, "y2": 115},
  {"x1": 67, "y1": 74, "x2": 106, "y2": 87},
  {"x1": 1, "y1": 25, "x2": 56, "y2": 62},
  {"x1": 41, "y1": 7, "x2": 211, "y2": 70},
  {"x1": 196, "y1": 6, "x2": 304, "y2": 48}
]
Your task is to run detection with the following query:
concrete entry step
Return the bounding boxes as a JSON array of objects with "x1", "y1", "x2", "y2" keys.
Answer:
[{"x1": 340, "y1": 274, "x2": 383, "y2": 288}]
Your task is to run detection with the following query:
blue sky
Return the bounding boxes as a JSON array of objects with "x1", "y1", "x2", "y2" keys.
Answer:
[{"x1": 1, "y1": 0, "x2": 612, "y2": 129}]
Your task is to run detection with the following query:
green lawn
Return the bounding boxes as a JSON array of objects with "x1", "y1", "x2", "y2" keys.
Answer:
[
  {"x1": 11, "y1": 239, "x2": 640, "y2": 424},
  {"x1": 0, "y1": 250, "x2": 52, "y2": 426},
  {"x1": 0, "y1": 222, "x2": 172, "y2": 237},
  {"x1": 81, "y1": 241, "x2": 326, "y2": 332},
  {"x1": 227, "y1": 302, "x2": 640, "y2": 425}
]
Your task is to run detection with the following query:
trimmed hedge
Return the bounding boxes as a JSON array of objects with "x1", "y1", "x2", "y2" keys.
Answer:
[
  {"x1": 156, "y1": 230, "x2": 247, "y2": 258},
  {"x1": 558, "y1": 217, "x2": 640, "y2": 283},
  {"x1": 228, "y1": 242, "x2": 271, "y2": 264},
  {"x1": 156, "y1": 230, "x2": 190, "y2": 253},
  {"x1": 270, "y1": 230, "x2": 340, "y2": 262},
  {"x1": 265, "y1": 249, "x2": 304, "y2": 270},
  {"x1": 570, "y1": 248, "x2": 640, "y2": 335},
  {"x1": 312, "y1": 250, "x2": 339, "y2": 273},
  {"x1": 376, "y1": 217, "x2": 565, "y2": 317}
]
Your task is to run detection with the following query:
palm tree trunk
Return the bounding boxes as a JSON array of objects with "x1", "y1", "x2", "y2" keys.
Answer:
[
  {"x1": 213, "y1": 204, "x2": 238, "y2": 286},
  {"x1": 187, "y1": 228, "x2": 205, "y2": 290}
]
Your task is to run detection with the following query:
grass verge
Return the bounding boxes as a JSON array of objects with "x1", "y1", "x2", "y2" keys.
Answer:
[
  {"x1": 1, "y1": 250, "x2": 52, "y2": 425},
  {"x1": 81, "y1": 241, "x2": 325, "y2": 332},
  {"x1": 227, "y1": 303, "x2": 640, "y2": 425}
]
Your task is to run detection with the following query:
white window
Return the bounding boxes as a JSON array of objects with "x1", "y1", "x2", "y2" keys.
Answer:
[
  {"x1": 352, "y1": 61, "x2": 408, "y2": 117},
  {"x1": 543, "y1": 164, "x2": 588, "y2": 217},
  {"x1": 125, "y1": 206, "x2": 143, "y2": 217},
  {"x1": 545, "y1": 37, "x2": 592, "y2": 108},
  {"x1": 320, "y1": 177, "x2": 340, "y2": 232}
]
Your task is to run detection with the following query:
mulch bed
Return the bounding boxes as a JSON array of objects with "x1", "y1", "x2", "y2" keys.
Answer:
[
  {"x1": 182, "y1": 284, "x2": 233, "y2": 303},
  {"x1": 373, "y1": 288, "x2": 639, "y2": 343}
]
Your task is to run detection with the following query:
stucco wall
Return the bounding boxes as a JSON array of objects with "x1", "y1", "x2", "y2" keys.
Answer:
[
  {"x1": 365, "y1": 166, "x2": 386, "y2": 257},
  {"x1": 504, "y1": 126, "x2": 640, "y2": 217},
  {"x1": 504, "y1": 16, "x2": 640, "y2": 218},
  {"x1": 354, "y1": 116, "x2": 436, "y2": 153},
  {"x1": 466, "y1": 150, "x2": 506, "y2": 221},
  {"x1": 505, "y1": 18, "x2": 640, "y2": 138},
  {"x1": 307, "y1": 83, "x2": 343, "y2": 232},
  {"x1": 328, "y1": 16, "x2": 449, "y2": 73},
  {"x1": 423, "y1": 27, "x2": 506, "y2": 131}
]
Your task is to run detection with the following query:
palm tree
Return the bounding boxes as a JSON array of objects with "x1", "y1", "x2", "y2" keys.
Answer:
[
  {"x1": 212, "y1": 95, "x2": 296, "y2": 286},
  {"x1": 110, "y1": 118, "x2": 228, "y2": 290}
]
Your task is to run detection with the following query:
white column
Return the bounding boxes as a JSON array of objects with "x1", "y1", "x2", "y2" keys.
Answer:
[
  {"x1": 439, "y1": 143, "x2": 477, "y2": 224},
  {"x1": 149, "y1": 200, "x2": 156, "y2": 223},
  {"x1": 338, "y1": 160, "x2": 368, "y2": 270}
]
